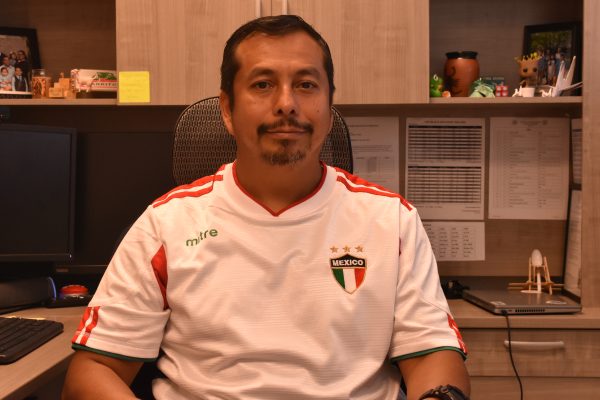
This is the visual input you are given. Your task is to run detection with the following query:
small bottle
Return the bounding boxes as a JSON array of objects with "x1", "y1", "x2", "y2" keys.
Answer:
[{"x1": 31, "y1": 69, "x2": 52, "y2": 98}]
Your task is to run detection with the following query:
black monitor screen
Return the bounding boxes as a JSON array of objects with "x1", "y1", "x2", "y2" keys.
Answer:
[{"x1": 0, "y1": 123, "x2": 76, "y2": 262}]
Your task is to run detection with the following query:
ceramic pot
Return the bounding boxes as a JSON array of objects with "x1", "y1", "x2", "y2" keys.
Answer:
[{"x1": 444, "y1": 51, "x2": 479, "y2": 97}]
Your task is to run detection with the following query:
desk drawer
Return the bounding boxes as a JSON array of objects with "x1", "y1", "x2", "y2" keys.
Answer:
[
  {"x1": 462, "y1": 328, "x2": 600, "y2": 377},
  {"x1": 471, "y1": 377, "x2": 600, "y2": 400}
]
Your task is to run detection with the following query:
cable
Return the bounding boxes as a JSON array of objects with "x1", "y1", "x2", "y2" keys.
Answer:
[{"x1": 502, "y1": 310, "x2": 523, "y2": 400}]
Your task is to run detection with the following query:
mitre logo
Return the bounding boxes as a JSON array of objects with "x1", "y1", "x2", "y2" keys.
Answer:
[
  {"x1": 185, "y1": 228, "x2": 218, "y2": 247},
  {"x1": 329, "y1": 245, "x2": 367, "y2": 294}
]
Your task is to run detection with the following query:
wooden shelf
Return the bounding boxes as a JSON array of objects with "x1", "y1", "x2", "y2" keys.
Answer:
[
  {"x1": 429, "y1": 96, "x2": 582, "y2": 105},
  {"x1": 0, "y1": 98, "x2": 117, "y2": 106}
]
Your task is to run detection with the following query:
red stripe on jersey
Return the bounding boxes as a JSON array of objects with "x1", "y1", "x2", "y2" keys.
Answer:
[
  {"x1": 355, "y1": 268, "x2": 366, "y2": 287},
  {"x1": 72, "y1": 306, "x2": 100, "y2": 345},
  {"x1": 335, "y1": 168, "x2": 413, "y2": 211},
  {"x1": 447, "y1": 313, "x2": 468, "y2": 354},
  {"x1": 151, "y1": 245, "x2": 169, "y2": 310},
  {"x1": 337, "y1": 176, "x2": 412, "y2": 211},
  {"x1": 75, "y1": 306, "x2": 92, "y2": 333},
  {"x1": 153, "y1": 174, "x2": 224, "y2": 208}
]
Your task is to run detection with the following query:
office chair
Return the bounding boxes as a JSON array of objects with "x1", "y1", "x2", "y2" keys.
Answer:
[
  {"x1": 172, "y1": 96, "x2": 353, "y2": 185},
  {"x1": 130, "y1": 97, "x2": 353, "y2": 399}
]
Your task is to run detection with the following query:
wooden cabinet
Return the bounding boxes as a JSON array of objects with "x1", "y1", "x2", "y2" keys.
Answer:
[
  {"x1": 582, "y1": 0, "x2": 600, "y2": 310},
  {"x1": 451, "y1": 301, "x2": 600, "y2": 399},
  {"x1": 430, "y1": 1, "x2": 600, "y2": 397},
  {"x1": 116, "y1": 0, "x2": 258, "y2": 105},
  {"x1": 115, "y1": 0, "x2": 427, "y2": 105},
  {"x1": 276, "y1": 0, "x2": 428, "y2": 104},
  {"x1": 0, "y1": 0, "x2": 117, "y2": 105}
]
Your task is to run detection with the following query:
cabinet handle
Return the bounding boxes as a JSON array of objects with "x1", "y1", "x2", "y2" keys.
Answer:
[
  {"x1": 282, "y1": 0, "x2": 288, "y2": 15},
  {"x1": 255, "y1": 0, "x2": 261, "y2": 18},
  {"x1": 503, "y1": 340, "x2": 565, "y2": 351}
]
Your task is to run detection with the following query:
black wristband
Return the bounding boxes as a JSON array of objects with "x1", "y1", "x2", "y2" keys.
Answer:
[{"x1": 418, "y1": 384, "x2": 469, "y2": 400}]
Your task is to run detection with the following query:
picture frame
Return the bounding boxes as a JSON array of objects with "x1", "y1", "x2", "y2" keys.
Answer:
[
  {"x1": 0, "y1": 27, "x2": 41, "y2": 94},
  {"x1": 523, "y1": 22, "x2": 582, "y2": 89}
]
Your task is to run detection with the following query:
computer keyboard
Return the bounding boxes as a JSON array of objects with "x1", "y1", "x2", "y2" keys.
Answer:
[{"x1": 0, "y1": 316, "x2": 64, "y2": 364}]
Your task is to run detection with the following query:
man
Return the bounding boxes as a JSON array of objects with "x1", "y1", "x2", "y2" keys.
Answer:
[
  {"x1": 15, "y1": 50, "x2": 31, "y2": 79},
  {"x1": 63, "y1": 15, "x2": 470, "y2": 400},
  {"x1": 12, "y1": 66, "x2": 29, "y2": 92}
]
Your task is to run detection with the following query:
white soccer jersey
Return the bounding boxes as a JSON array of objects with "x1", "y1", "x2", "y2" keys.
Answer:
[{"x1": 72, "y1": 162, "x2": 466, "y2": 400}]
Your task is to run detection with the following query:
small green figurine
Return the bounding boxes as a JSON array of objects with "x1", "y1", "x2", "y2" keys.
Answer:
[{"x1": 429, "y1": 74, "x2": 444, "y2": 97}]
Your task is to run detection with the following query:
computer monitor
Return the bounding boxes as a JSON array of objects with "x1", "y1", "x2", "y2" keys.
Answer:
[{"x1": 0, "y1": 123, "x2": 77, "y2": 263}]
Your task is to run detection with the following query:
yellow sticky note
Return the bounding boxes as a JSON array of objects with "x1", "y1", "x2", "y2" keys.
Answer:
[{"x1": 118, "y1": 71, "x2": 151, "y2": 103}]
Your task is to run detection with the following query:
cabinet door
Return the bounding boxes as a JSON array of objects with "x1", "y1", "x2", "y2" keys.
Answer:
[
  {"x1": 116, "y1": 0, "x2": 257, "y2": 105},
  {"x1": 583, "y1": 0, "x2": 600, "y2": 308},
  {"x1": 276, "y1": 0, "x2": 428, "y2": 104}
]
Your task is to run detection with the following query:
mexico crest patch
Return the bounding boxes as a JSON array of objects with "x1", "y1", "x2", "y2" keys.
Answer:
[{"x1": 330, "y1": 249, "x2": 367, "y2": 294}]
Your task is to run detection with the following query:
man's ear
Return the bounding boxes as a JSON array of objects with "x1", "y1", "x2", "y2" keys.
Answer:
[{"x1": 219, "y1": 91, "x2": 235, "y2": 136}]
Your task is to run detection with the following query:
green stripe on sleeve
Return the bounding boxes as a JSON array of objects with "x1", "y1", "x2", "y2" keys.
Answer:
[
  {"x1": 72, "y1": 343, "x2": 157, "y2": 363},
  {"x1": 390, "y1": 346, "x2": 467, "y2": 364}
]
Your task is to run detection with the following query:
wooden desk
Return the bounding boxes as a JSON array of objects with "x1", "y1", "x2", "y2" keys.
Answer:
[
  {"x1": 0, "y1": 306, "x2": 85, "y2": 400},
  {"x1": 2, "y1": 302, "x2": 598, "y2": 400},
  {"x1": 449, "y1": 300, "x2": 600, "y2": 399}
]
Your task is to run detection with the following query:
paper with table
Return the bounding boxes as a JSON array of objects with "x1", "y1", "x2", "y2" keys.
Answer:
[
  {"x1": 489, "y1": 117, "x2": 569, "y2": 220},
  {"x1": 404, "y1": 118, "x2": 485, "y2": 261},
  {"x1": 345, "y1": 117, "x2": 400, "y2": 193},
  {"x1": 405, "y1": 118, "x2": 485, "y2": 220}
]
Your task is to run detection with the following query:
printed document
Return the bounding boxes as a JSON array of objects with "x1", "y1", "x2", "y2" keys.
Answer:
[
  {"x1": 423, "y1": 221, "x2": 485, "y2": 261},
  {"x1": 405, "y1": 118, "x2": 485, "y2": 220},
  {"x1": 345, "y1": 117, "x2": 400, "y2": 193},
  {"x1": 489, "y1": 117, "x2": 569, "y2": 220}
]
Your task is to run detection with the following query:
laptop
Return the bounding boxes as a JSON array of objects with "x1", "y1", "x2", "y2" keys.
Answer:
[{"x1": 462, "y1": 288, "x2": 581, "y2": 315}]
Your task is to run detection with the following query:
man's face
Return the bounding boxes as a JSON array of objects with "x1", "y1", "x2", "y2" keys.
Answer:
[
  {"x1": 2, "y1": 57, "x2": 9, "y2": 66},
  {"x1": 220, "y1": 31, "x2": 332, "y2": 167}
]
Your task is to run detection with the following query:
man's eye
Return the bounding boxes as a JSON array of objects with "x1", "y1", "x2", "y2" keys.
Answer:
[
  {"x1": 254, "y1": 81, "x2": 270, "y2": 89},
  {"x1": 298, "y1": 81, "x2": 316, "y2": 89}
]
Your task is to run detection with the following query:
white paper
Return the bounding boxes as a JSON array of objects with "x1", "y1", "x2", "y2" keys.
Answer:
[
  {"x1": 564, "y1": 190, "x2": 581, "y2": 297},
  {"x1": 345, "y1": 117, "x2": 400, "y2": 193},
  {"x1": 405, "y1": 118, "x2": 485, "y2": 220},
  {"x1": 571, "y1": 118, "x2": 582, "y2": 186},
  {"x1": 423, "y1": 221, "x2": 485, "y2": 261},
  {"x1": 489, "y1": 117, "x2": 569, "y2": 220}
]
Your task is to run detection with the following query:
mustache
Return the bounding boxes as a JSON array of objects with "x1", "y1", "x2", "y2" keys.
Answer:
[{"x1": 257, "y1": 118, "x2": 314, "y2": 136}]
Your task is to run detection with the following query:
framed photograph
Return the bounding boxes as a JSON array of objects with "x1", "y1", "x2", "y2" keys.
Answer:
[
  {"x1": 523, "y1": 22, "x2": 581, "y2": 88},
  {"x1": 0, "y1": 27, "x2": 41, "y2": 94}
]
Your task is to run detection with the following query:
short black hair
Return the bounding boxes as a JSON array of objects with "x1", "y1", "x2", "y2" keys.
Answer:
[{"x1": 220, "y1": 15, "x2": 335, "y2": 109}]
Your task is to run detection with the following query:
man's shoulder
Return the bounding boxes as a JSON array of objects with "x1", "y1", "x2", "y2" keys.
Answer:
[
  {"x1": 330, "y1": 166, "x2": 413, "y2": 211},
  {"x1": 152, "y1": 166, "x2": 228, "y2": 209}
]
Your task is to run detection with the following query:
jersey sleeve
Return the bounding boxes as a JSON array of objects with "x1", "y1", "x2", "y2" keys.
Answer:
[
  {"x1": 389, "y1": 206, "x2": 467, "y2": 362},
  {"x1": 71, "y1": 206, "x2": 170, "y2": 361}
]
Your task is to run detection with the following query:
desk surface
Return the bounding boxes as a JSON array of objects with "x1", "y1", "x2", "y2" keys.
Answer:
[
  {"x1": 449, "y1": 299, "x2": 600, "y2": 329},
  {"x1": 1, "y1": 302, "x2": 599, "y2": 400},
  {"x1": 0, "y1": 306, "x2": 85, "y2": 400}
]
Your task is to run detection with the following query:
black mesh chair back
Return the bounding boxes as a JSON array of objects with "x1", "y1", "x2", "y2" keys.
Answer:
[{"x1": 172, "y1": 96, "x2": 353, "y2": 185}]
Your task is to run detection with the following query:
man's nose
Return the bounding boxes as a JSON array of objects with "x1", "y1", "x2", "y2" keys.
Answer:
[{"x1": 274, "y1": 85, "x2": 297, "y2": 116}]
